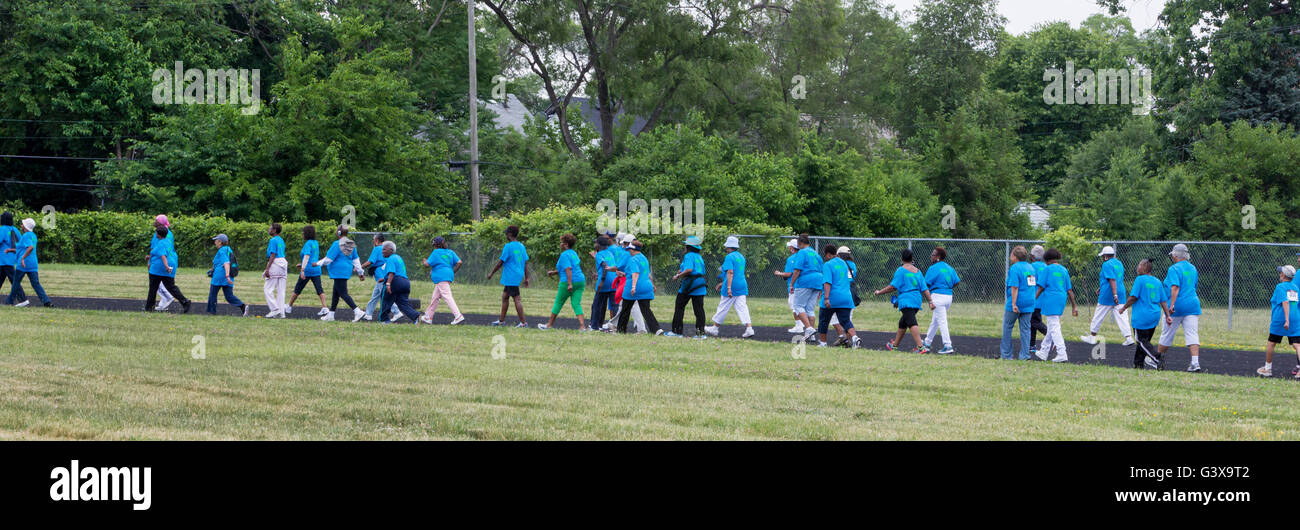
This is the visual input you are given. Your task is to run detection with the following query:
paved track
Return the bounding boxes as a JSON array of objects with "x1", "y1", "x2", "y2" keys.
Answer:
[{"x1": 37, "y1": 296, "x2": 1300, "y2": 380}]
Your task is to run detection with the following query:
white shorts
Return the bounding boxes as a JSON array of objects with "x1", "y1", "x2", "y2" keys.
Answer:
[
  {"x1": 1159, "y1": 314, "x2": 1200, "y2": 347},
  {"x1": 787, "y1": 291, "x2": 799, "y2": 312}
]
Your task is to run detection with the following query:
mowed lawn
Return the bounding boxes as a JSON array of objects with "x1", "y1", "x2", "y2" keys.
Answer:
[
  {"x1": 0, "y1": 306, "x2": 1295, "y2": 440},
  {"x1": 34, "y1": 263, "x2": 1275, "y2": 351}
]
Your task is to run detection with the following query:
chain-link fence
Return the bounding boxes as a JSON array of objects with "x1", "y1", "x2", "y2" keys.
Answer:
[{"x1": 352, "y1": 232, "x2": 1299, "y2": 330}]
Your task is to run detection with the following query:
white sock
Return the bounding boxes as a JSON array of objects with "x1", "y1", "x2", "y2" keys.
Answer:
[
  {"x1": 1265, "y1": 362, "x2": 1273, "y2": 370},
  {"x1": 1191, "y1": 356, "x2": 1200, "y2": 366}
]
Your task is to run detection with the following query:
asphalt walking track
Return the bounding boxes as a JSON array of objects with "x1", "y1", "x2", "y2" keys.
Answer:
[{"x1": 37, "y1": 295, "x2": 1300, "y2": 380}]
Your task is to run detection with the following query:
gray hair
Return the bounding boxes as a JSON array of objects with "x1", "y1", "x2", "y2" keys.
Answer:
[
  {"x1": 382, "y1": 241, "x2": 396, "y2": 252},
  {"x1": 1030, "y1": 245, "x2": 1045, "y2": 260}
]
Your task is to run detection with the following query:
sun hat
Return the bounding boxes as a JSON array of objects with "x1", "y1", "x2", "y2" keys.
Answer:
[
  {"x1": 723, "y1": 236, "x2": 740, "y2": 248},
  {"x1": 1098, "y1": 245, "x2": 1116, "y2": 256},
  {"x1": 837, "y1": 246, "x2": 851, "y2": 254},
  {"x1": 21, "y1": 218, "x2": 35, "y2": 231},
  {"x1": 683, "y1": 235, "x2": 703, "y2": 248}
]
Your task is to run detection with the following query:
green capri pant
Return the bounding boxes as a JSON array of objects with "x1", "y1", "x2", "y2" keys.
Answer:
[{"x1": 551, "y1": 281, "x2": 586, "y2": 316}]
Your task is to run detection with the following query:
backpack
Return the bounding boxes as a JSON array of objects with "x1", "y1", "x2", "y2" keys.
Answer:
[{"x1": 206, "y1": 247, "x2": 239, "y2": 278}]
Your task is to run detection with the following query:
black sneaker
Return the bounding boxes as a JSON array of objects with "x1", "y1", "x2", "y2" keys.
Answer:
[
  {"x1": 43, "y1": 302, "x2": 53, "y2": 307},
  {"x1": 181, "y1": 300, "x2": 192, "y2": 314}
]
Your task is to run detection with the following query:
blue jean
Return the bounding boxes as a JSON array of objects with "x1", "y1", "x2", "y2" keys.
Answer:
[
  {"x1": 1001, "y1": 310, "x2": 1033, "y2": 360},
  {"x1": 364, "y1": 281, "x2": 385, "y2": 318},
  {"x1": 6, "y1": 269, "x2": 46, "y2": 305},
  {"x1": 207, "y1": 284, "x2": 244, "y2": 314},
  {"x1": 379, "y1": 276, "x2": 420, "y2": 323}
]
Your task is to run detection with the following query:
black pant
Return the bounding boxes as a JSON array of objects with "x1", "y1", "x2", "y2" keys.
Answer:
[
  {"x1": 1134, "y1": 327, "x2": 1159, "y2": 369},
  {"x1": 590, "y1": 290, "x2": 615, "y2": 329},
  {"x1": 672, "y1": 292, "x2": 706, "y2": 335},
  {"x1": 1030, "y1": 309, "x2": 1047, "y2": 346},
  {"x1": 146, "y1": 274, "x2": 188, "y2": 310},
  {"x1": 379, "y1": 276, "x2": 420, "y2": 323},
  {"x1": 616, "y1": 298, "x2": 659, "y2": 334},
  {"x1": 330, "y1": 278, "x2": 356, "y2": 310},
  {"x1": 0, "y1": 265, "x2": 19, "y2": 302}
]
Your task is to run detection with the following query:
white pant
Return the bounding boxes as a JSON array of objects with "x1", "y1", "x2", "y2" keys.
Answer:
[
  {"x1": 924, "y1": 293, "x2": 953, "y2": 347},
  {"x1": 1039, "y1": 315, "x2": 1067, "y2": 360},
  {"x1": 156, "y1": 285, "x2": 174, "y2": 308},
  {"x1": 263, "y1": 257, "x2": 288, "y2": 313},
  {"x1": 713, "y1": 295, "x2": 751, "y2": 325},
  {"x1": 1089, "y1": 303, "x2": 1132, "y2": 338},
  {"x1": 1159, "y1": 314, "x2": 1200, "y2": 347},
  {"x1": 787, "y1": 292, "x2": 799, "y2": 312}
]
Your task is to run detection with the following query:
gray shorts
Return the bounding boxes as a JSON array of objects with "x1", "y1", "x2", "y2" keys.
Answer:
[{"x1": 792, "y1": 288, "x2": 822, "y2": 316}]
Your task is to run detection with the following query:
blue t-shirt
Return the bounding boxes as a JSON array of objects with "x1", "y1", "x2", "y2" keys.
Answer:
[
  {"x1": 782, "y1": 254, "x2": 798, "y2": 290},
  {"x1": 718, "y1": 251, "x2": 748, "y2": 296},
  {"x1": 610, "y1": 246, "x2": 629, "y2": 270},
  {"x1": 498, "y1": 241, "x2": 529, "y2": 287},
  {"x1": 1038, "y1": 263, "x2": 1072, "y2": 316},
  {"x1": 1163, "y1": 260, "x2": 1201, "y2": 316},
  {"x1": 1269, "y1": 281, "x2": 1299, "y2": 337},
  {"x1": 1098, "y1": 257, "x2": 1127, "y2": 305},
  {"x1": 793, "y1": 248, "x2": 824, "y2": 290},
  {"x1": 0, "y1": 226, "x2": 19, "y2": 267},
  {"x1": 366, "y1": 247, "x2": 386, "y2": 283},
  {"x1": 1031, "y1": 261, "x2": 1047, "y2": 309},
  {"x1": 595, "y1": 249, "x2": 618, "y2": 292},
  {"x1": 15, "y1": 231, "x2": 37, "y2": 272},
  {"x1": 301, "y1": 240, "x2": 321, "y2": 277},
  {"x1": 556, "y1": 249, "x2": 585, "y2": 284},
  {"x1": 677, "y1": 251, "x2": 707, "y2": 296},
  {"x1": 622, "y1": 253, "x2": 654, "y2": 300},
  {"x1": 267, "y1": 235, "x2": 285, "y2": 260},
  {"x1": 381, "y1": 254, "x2": 408, "y2": 279},
  {"x1": 324, "y1": 240, "x2": 357, "y2": 279},
  {"x1": 1005, "y1": 261, "x2": 1036, "y2": 313},
  {"x1": 149, "y1": 233, "x2": 177, "y2": 277},
  {"x1": 1128, "y1": 274, "x2": 1167, "y2": 330},
  {"x1": 427, "y1": 248, "x2": 460, "y2": 284},
  {"x1": 211, "y1": 246, "x2": 234, "y2": 286},
  {"x1": 924, "y1": 261, "x2": 960, "y2": 295},
  {"x1": 821, "y1": 257, "x2": 856, "y2": 309},
  {"x1": 889, "y1": 266, "x2": 927, "y2": 310}
]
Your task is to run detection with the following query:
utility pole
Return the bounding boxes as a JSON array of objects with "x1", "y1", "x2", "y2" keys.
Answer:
[{"x1": 468, "y1": 0, "x2": 481, "y2": 220}]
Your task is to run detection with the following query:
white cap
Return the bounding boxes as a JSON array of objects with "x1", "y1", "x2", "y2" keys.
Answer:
[
  {"x1": 724, "y1": 236, "x2": 740, "y2": 248},
  {"x1": 21, "y1": 218, "x2": 35, "y2": 231},
  {"x1": 786, "y1": 238, "x2": 799, "y2": 249},
  {"x1": 837, "y1": 246, "x2": 851, "y2": 254},
  {"x1": 1098, "y1": 245, "x2": 1115, "y2": 256},
  {"x1": 1280, "y1": 265, "x2": 1296, "y2": 278},
  {"x1": 620, "y1": 233, "x2": 636, "y2": 244}
]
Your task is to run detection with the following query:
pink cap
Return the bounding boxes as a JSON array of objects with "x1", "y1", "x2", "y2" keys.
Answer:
[{"x1": 155, "y1": 214, "x2": 170, "y2": 227}]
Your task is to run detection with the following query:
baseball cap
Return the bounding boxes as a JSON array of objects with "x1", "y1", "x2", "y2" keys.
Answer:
[
  {"x1": 1169, "y1": 243, "x2": 1189, "y2": 256},
  {"x1": 620, "y1": 233, "x2": 635, "y2": 244},
  {"x1": 837, "y1": 246, "x2": 851, "y2": 255},
  {"x1": 1098, "y1": 245, "x2": 1115, "y2": 256},
  {"x1": 724, "y1": 236, "x2": 740, "y2": 248},
  {"x1": 1280, "y1": 265, "x2": 1297, "y2": 278},
  {"x1": 786, "y1": 238, "x2": 799, "y2": 249},
  {"x1": 211, "y1": 234, "x2": 229, "y2": 243}
]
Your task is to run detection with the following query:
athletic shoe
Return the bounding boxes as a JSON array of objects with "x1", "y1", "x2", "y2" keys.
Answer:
[
  {"x1": 390, "y1": 312, "x2": 403, "y2": 323},
  {"x1": 1256, "y1": 366, "x2": 1272, "y2": 377},
  {"x1": 539, "y1": 323, "x2": 554, "y2": 330},
  {"x1": 850, "y1": 336, "x2": 861, "y2": 349},
  {"x1": 1294, "y1": 369, "x2": 1300, "y2": 380},
  {"x1": 450, "y1": 315, "x2": 465, "y2": 326},
  {"x1": 43, "y1": 302, "x2": 53, "y2": 308},
  {"x1": 787, "y1": 325, "x2": 805, "y2": 333},
  {"x1": 1034, "y1": 349, "x2": 1048, "y2": 361},
  {"x1": 353, "y1": 311, "x2": 366, "y2": 323},
  {"x1": 802, "y1": 328, "x2": 816, "y2": 341},
  {"x1": 833, "y1": 335, "x2": 849, "y2": 348},
  {"x1": 922, "y1": 340, "x2": 931, "y2": 350},
  {"x1": 693, "y1": 335, "x2": 707, "y2": 340},
  {"x1": 157, "y1": 299, "x2": 173, "y2": 311},
  {"x1": 316, "y1": 307, "x2": 330, "y2": 316},
  {"x1": 1121, "y1": 336, "x2": 1136, "y2": 346},
  {"x1": 320, "y1": 311, "x2": 335, "y2": 321},
  {"x1": 742, "y1": 327, "x2": 755, "y2": 338},
  {"x1": 816, "y1": 342, "x2": 827, "y2": 348},
  {"x1": 663, "y1": 331, "x2": 682, "y2": 337},
  {"x1": 14, "y1": 300, "x2": 29, "y2": 307},
  {"x1": 266, "y1": 310, "x2": 281, "y2": 318},
  {"x1": 936, "y1": 345, "x2": 955, "y2": 355},
  {"x1": 884, "y1": 340, "x2": 895, "y2": 351},
  {"x1": 1187, "y1": 364, "x2": 1202, "y2": 373},
  {"x1": 1052, "y1": 355, "x2": 1068, "y2": 363},
  {"x1": 1292, "y1": 366, "x2": 1300, "y2": 377},
  {"x1": 363, "y1": 314, "x2": 374, "y2": 321},
  {"x1": 420, "y1": 315, "x2": 433, "y2": 325},
  {"x1": 240, "y1": 304, "x2": 250, "y2": 316},
  {"x1": 1080, "y1": 335, "x2": 1098, "y2": 345},
  {"x1": 283, "y1": 305, "x2": 292, "y2": 314},
  {"x1": 515, "y1": 322, "x2": 527, "y2": 328},
  {"x1": 655, "y1": 329, "x2": 665, "y2": 336},
  {"x1": 180, "y1": 300, "x2": 192, "y2": 314},
  {"x1": 1028, "y1": 348, "x2": 1038, "y2": 358},
  {"x1": 914, "y1": 345, "x2": 930, "y2": 354},
  {"x1": 704, "y1": 325, "x2": 720, "y2": 337},
  {"x1": 491, "y1": 320, "x2": 503, "y2": 326}
]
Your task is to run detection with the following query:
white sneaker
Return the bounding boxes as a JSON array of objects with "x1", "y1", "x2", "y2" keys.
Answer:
[
  {"x1": 15, "y1": 300, "x2": 29, "y2": 307},
  {"x1": 851, "y1": 336, "x2": 861, "y2": 349},
  {"x1": 1121, "y1": 336, "x2": 1135, "y2": 346},
  {"x1": 802, "y1": 328, "x2": 816, "y2": 341},
  {"x1": 655, "y1": 329, "x2": 665, "y2": 336},
  {"x1": 363, "y1": 314, "x2": 374, "y2": 321},
  {"x1": 742, "y1": 327, "x2": 755, "y2": 338},
  {"x1": 704, "y1": 325, "x2": 720, "y2": 337},
  {"x1": 1256, "y1": 366, "x2": 1272, "y2": 377},
  {"x1": 1052, "y1": 355, "x2": 1069, "y2": 363},
  {"x1": 353, "y1": 311, "x2": 366, "y2": 322},
  {"x1": 157, "y1": 299, "x2": 173, "y2": 311},
  {"x1": 284, "y1": 305, "x2": 292, "y2": 314},
  {"x1": 390, "y1": 312, "x2": 403, "y2": 323},
  {"x1": 787, "y1": 325, "x2": 805, "y2": 333},
  {"x1": 241, "y1": 304, "x2": 250, "y2": 316},
  {"x1": 420, "y1": 315, "x2": 433, "y2": 325},
  {"x1": 537, "y1": 323, "x2": 549, "y2": 330},
  {"x1": 1080, "y1": 335, "x2": 1098, "y2": 345},
  {"x1": 266, "y1": 310, "x2": 281, "y2": 318},
  {"x1": 1035, "y1": 349, "x2": 1048, "y2": 361},
  {"x1": 320, "y1": 311, "x2": 335, "y2": 321},
  {"x1": 317, "y1": 307, "x2": 330, "y2": 316},
  {"x1": 450, "y1": 315, "x2": 465, "y2": 325},
  {"x1": 515, "y1": 322, "x2": 527, "y2": 328}
]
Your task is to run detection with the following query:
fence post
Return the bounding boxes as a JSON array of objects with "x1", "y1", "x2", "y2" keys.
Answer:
[
  {"x1": 1004, "y1": 241, "x2": 1009, "y2": 275},
  {"x1": 1227, "y1": 242, "x2": 1235, "y2": 330},
  {"x1": 907, "y1": 239, "x2": 912, "y2": 251}
]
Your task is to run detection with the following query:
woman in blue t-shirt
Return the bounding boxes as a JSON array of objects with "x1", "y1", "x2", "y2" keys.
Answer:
[
  {"x1": 5, "y1": 217, "x2": 51, "y2": 307},
  {"x1": 1032, "y1": 248, "x2": 1078, "y2": 363},
  {"x1": 205, "y1": 233, "x2": 248, "y2": 316},
  {"x1": 145, "y1": 218, "x2": 190, "y2": 313},
  {"x1": 615, "y1": 240, "x2": 662, "y2": 335},
  {"x1": 1118, "y1": 258, "x2": 1171, "y2": 369},
  {"x1": 873, "y1": 249, "x2": 933, "y2": 354},
  {"x1": 1254, "y1": 264, "x2": 1300, "y2": 378},
  {"x1": 667, "y1": 235, "x2": 708, "y2": 337},
  {"x1": 421, "y1": 236, "x2": 465, "y2": 325},
  {"x1": 704, "y1": 236, "x2": 755, "y2": 339},
  {"x1": 539, "y1": 233, "x2": 587, "y2": 330},
  {"x1": 0, "y1": 212, "x2": 22, "y2": 301},
  {"x1": 287, "y1": 225, "x2": 328, "y2": 316}
]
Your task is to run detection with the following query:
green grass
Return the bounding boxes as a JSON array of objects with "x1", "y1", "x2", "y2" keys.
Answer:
[
  {"x1": 34, "y1": 263, "x2": 1272, "y2": 351},
  {"x1": 0, "y1": 305, "x2": 1296, "y2": 440}
]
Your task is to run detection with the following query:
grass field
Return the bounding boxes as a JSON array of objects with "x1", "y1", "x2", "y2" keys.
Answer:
[
  {"x1": 0, "y1": 305, "x2": 1296, "y2": 440},
  {"x1": 32, "y1": 263, "x2": 1273, "y2": 351}
]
